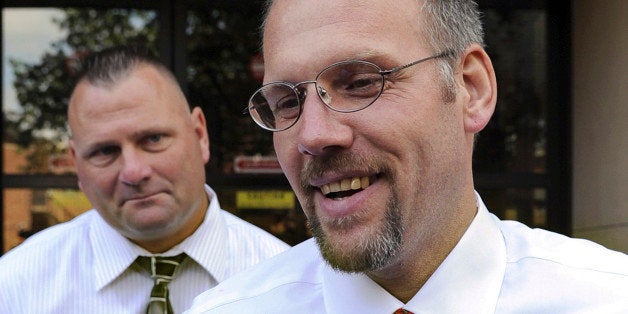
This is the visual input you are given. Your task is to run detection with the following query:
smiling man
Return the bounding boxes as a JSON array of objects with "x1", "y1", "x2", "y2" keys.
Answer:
[
  {"x1": 0, "y1": 46, "x2": 289, "y2": 313},
  {"x1": 184, "y1": 0, "x2": 628, "y2": 313}
]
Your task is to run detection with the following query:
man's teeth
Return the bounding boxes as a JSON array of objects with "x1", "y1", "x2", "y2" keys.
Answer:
[{"x1": 321, "y1": 177, "x2": 370, "y2": 195}]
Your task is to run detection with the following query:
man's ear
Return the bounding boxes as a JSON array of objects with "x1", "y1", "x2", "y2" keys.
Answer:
[
  {"x1": 460, "y1": 44, "x2": 497, "y2": 134},
  {"x1": 69, "y1": 140, "x2": 84, "y2": 191},
  {"x1": 191, "y1": 106, "x2": 211, "y2": 163}
]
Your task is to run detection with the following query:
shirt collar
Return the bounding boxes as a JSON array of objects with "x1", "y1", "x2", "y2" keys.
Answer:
[
  {"x1": 323, "y1": 192, "x2": 506, "y2": 313},
  {"x1": 91, "y1": 210, "x2": 144, "y2": 291},
  {"x1": 323, "y1": 267, "x2": 401, "y2": 313},
  {"x1": 91, "y1": 184, "x2": 228, "y2": 290},
  {"x1": 174, "y1": 185, "x2": 230, "y2": 282}
]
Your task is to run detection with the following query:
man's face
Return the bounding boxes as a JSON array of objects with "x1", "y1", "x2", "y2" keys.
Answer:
[
  {"x1": 68, "y1": 65, "x2": 210, "y2": 252},
  {"x1": 264, "y1": 0, "x2": 472, "y2": 272}
]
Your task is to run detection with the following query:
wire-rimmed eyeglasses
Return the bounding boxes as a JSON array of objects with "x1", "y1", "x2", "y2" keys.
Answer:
[{"x1": 244, "y1": 50, "x2": 454, "y2": 132}]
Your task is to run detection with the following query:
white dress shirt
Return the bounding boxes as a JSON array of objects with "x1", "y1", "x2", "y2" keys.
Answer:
[
  {"x1": 0, "y1": 185, "x2": 289, "y2": 314},
  {"x1": 186, "y1": 193, "x2": 628, "y2": 313}
]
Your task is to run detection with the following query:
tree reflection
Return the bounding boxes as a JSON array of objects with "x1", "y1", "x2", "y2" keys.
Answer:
[{"x1": 7, "y1": 8, "x2": 157, "y2": 172}]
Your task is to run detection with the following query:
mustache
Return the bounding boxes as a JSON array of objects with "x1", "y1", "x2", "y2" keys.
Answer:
[{"x1": 299, "y1": 153, "x2": 389, "y2": 191}]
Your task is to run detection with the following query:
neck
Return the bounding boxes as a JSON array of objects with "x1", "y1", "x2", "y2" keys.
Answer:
[
  {"x1": 136, "y1": 192, "x2": 210, "y2": 253},
  {"x1": 367, "y1": 198, "x2": 478, "y2": 303},
  {"x1": 366, "y1": 232, "x2": 460, "y2": 303}
]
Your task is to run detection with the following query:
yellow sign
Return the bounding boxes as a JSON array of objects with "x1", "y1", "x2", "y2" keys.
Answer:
[{"x1": 236, "y1": 190, "x2": 295, "y2": 210}]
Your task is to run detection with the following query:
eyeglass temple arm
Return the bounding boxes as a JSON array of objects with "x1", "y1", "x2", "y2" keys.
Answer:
[{"x1": 380, "y1": 50, "x2": 455, "y2": 75}]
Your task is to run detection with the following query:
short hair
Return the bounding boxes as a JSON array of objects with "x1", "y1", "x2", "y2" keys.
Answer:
[
  {"x1": 420, "y1": 0, "x2": 484, "y2": 97},
  {"x1": 420, "y1": 0, "x2": 484, "y2": 55},
  {"x1": 74, "y1": 45, "x2": 176, "y2": 88}
]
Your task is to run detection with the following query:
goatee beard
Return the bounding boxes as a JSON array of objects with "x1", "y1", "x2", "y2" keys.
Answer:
[
  {"x1": 308, "y1": 193, "x2": 403, "y2": 272},
  {"x1": 299, "y1": 153, "x2": 403, "y2": 272}
]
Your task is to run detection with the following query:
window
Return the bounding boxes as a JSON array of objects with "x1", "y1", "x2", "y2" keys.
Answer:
[
  {"x1": 2, "y1": 3, "x2": 161, "y2": 252},
  {"x1": 1, "y1": 0, "x2": 571, "y2": 254}
]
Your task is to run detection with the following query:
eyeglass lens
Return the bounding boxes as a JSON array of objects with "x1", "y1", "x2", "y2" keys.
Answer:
[{"x1": 248, "y1": 61, "x2": 384, "y2": 131}]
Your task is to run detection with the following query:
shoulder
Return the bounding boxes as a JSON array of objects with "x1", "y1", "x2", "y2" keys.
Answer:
[
  {"x1": 497, "y1": 218, "x2": 627, "y2": 273},
  {"x1": 187, "y1": 239, "x2": 325, "y2": 313},
  {"x1": 220, "y1": 209, "x2": 291, "y2": 254},
  {"x1": 0, "y1": 209, "x2": 96, "y2": 265},
  {"x1": 0, "y1": 210, "x2": 96, "y2": 304},
  {"x1": 495, "y1": 218, "x2": 628, "y2": 311}
]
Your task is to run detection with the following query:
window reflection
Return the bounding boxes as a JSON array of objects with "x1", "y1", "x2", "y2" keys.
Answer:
[
  {"x1": 186, "y1": 1, "x2": 274, "y2": 174},
  {"x1": 1, "y1": 3, "x2": 562, "y2": 253},
  {"x1": 475, "y1": 9, "x2": 547, "y2": 174},
  {"x1": 2, "y1": 7, "x2": 158, "y2": 252},
  {"x1": 478, "y1": 188, "x2": 548, "y2": 228},
  {"x1": 2, "y1": 7, "x2": 158, "y2": 175},
  {"x1": 3, "y1": 188, "x2": 90, "y2": 251}
]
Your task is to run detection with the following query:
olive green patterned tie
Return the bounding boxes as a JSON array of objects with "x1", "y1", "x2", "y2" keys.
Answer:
[{"x1": 136, "y1": 254, "x2": 187, "y2": 314}]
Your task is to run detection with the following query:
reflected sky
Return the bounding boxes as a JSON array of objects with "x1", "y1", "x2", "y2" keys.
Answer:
[{"x1": 2, "y1": 8, "x2": 66, "y2": 113}]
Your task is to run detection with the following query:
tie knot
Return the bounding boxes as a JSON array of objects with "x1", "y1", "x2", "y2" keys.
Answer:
[
  {"x1": 136, "y1": 253, "x2": 186, "y2": 314},
  {"x1": 137, "y1": 253, "x2": 187, "y2": 282}
]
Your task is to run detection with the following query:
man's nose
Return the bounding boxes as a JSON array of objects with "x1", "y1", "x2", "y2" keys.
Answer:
[
  {"x1": 118, "y1": 149, "x2": 152, "y2": 186},
  {"x1": 295, "y1": 85, "x2": 354, "y2": 156}
]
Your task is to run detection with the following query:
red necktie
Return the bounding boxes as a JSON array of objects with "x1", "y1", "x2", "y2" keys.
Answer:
[{"x1": 393, "y1": 309, "x2": 414, "y2": 314}]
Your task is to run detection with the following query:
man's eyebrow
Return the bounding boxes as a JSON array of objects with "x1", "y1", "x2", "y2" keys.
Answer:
[
  {"x1": 353, "y1": 50, "x2": 382, "y2": 60},
  {"x1": 80, "y1": 140, "x2": 118, "y2": 157},
  {"x1": 131, "y1": 127, "x2": 171, "y2": 138},
  {"x1": 339, "y1": 51, "x2": 391, "y2": 66}
]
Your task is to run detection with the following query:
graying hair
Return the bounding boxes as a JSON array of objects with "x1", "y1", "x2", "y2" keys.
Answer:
[{"x1": 420, "y1": 0, "x2": 484, "y2": 96}]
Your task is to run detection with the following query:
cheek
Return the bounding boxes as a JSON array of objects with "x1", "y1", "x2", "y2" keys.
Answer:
[
  {"x1": 273, "y1": 133, "x2": 289, "y2": 164},
  {"x1": 76, "y1": 166, "x2": 117, "y2": 203},
  {"x1": 162, "y1": 144, "x2": 205, "y2": 187},
  {"x1": 274, "y1": 135, "x2": 301, "y2": 181}
]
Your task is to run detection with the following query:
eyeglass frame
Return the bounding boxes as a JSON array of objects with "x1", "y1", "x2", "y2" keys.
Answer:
[{"x1": 244, "y1": 50, "x2": 455, "y2": 132}]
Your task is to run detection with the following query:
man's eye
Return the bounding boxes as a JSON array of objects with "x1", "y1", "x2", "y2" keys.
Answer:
[
  {"x1": 276, "y1": 95, "x2": 299, "y2": 110},
  {"x1": 274, "y1": 95, "x2": 300, "y2": 119},
  {"x1": 147, "y1": 134, "x2": 163, "y2": 143},
  {"x1": 93, "y1": 146, "x2": 118, "y2": 157},
  {"x1": 100, "y1": 146, "x2": 117, "y2": 155},
  {"x1": 88, "y1": 146, "x2": 119, "y2": 166},
  {"x1": 347, "y1": 76, "x2": 380, "y2": 89},
  {"x1": 143, "y1": 133, "x2": 171, "y2": 151},
  {"x1": 340, "y1": 74, "x2": 382, "y2": 96}
]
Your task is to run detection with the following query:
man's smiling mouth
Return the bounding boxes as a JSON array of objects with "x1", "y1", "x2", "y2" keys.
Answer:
[{"x1": 320, "y1": 176, "x2": 373, "y2": 199}]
